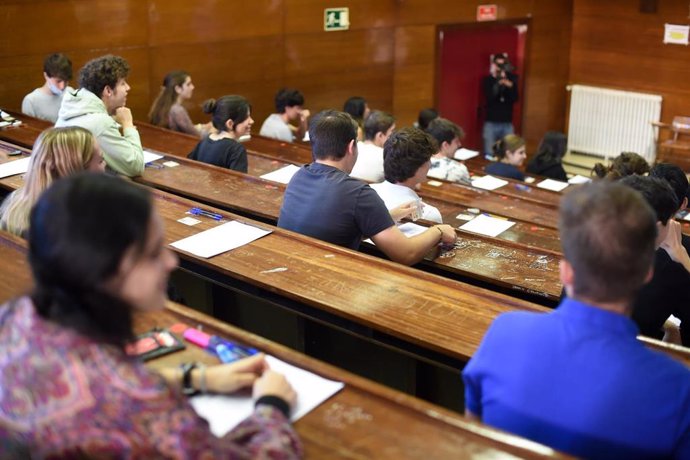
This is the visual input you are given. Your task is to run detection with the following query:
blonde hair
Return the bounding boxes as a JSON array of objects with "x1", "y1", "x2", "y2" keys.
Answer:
[
  {"x1": 0, "y1": 127, "x2": 97, "y2": 236},
  {"x1": 493, "y1": 134, "x2": 525, "y2": 160}
]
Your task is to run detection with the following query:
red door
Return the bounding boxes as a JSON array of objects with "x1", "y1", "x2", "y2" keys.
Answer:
[{"x1": 436, "y1": 23, "x2": 527, "y2": 151}]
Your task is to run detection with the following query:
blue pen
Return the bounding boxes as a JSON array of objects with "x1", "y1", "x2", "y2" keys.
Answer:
[{"x1": 190, "y1": 207, "x2": 223, "y2": 220}]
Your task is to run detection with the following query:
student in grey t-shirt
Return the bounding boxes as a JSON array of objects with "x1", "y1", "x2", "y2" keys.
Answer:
[
  {"x1": 259, "y1": 88, "x2": 310, "y2": 142},
  {"x1": 21, "y1": 53, "x2": 73, "y2": 123}
]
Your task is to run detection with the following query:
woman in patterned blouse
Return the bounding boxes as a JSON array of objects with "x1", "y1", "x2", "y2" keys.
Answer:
[{"x1": 0, "y1": 173, "x2": 302, "y2": 458}]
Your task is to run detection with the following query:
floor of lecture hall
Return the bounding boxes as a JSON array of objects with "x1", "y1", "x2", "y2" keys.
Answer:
[{"x1": 562, "y1": 151, "x2": 604, "y2": 177}]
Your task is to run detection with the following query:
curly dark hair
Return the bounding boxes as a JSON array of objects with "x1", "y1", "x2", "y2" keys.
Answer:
[
  {"x1": 78, "y1": 55, "x2": 130, "y2": 97},
  {"x1": 592, "y1": 152, "x2": 650, "y2": 180},
  {"x1": 383, "y1": 127, "x2": 437, "y2": 183}
]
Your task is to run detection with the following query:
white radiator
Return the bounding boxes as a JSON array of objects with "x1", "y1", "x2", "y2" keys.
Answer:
[{"x1": 567, "y1": 85, "x2": 662, "y2": 162}]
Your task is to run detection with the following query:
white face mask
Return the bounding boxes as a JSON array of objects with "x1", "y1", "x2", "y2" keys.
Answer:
[{"x1": 48, "y1": 81, "x2": 63, "y2": 96}]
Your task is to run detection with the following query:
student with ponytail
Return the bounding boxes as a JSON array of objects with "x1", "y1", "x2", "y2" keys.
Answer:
[
  {"x1": 187, "y1": 96, "x2": 252, "y2": 173},
  {"x1": 484, "y1": 134, "x2": 527, "y2": 181}
]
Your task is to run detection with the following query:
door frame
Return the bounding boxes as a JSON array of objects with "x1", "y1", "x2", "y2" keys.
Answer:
[{"x1": 434, "y1": 18, "x2": 533, "y2": 141}]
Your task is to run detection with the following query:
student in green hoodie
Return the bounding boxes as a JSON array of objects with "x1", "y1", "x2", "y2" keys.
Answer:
[{"x1": 55, "y1": 55, "x2": 144, "y2": 177}]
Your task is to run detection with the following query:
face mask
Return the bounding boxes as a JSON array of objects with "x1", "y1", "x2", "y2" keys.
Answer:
[{"x1": 48, "y1": 81, "x2": 64, "y2": 96}]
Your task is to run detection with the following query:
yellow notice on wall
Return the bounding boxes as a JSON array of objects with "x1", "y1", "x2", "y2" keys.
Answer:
[{"x1": 663, "y1": 24, "x2": 689, "y2": 45}]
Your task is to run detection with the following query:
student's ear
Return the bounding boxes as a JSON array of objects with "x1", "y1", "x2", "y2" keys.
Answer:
[
  {"x1": 682, "y1": 197, "x2": 688, "y2": 211},
  {"x1": 559, "y1": 259, "x2": 574, "y2": 294},
  {"x1": 347, "y1": 139, "x2": 356, "y2": 156},
  {"x1": 441, "y1": 140, "x2": 451, "y2": 153},
  {"x1": 43, "y1": 72, "x2": 50, "y2": 81},
  {"x1": 101, "y1": 85, "x2": 114, "y2": 99},
  {"x1": 225, "y1": 119, "x2": 234, "y2": 132},
  {"x1": 174, "y1": 85, "x2": 183, "y2": 95},
  {"x1": 643, "y1": 266, "x2": 654, "y2": 285}
]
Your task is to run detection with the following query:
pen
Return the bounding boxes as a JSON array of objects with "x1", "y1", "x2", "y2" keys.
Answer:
[
  {"x1": 146, "y1": 162, "x2": 164, "y2": 169},
  {"x1": 7, "y1": 149, "x2": 23, "y2": 156},
  {"x1": 189, "y1": 207, "x2": 223, "y2": 220}
]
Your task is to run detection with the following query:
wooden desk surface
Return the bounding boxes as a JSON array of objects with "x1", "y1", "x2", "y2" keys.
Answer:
[{"x1": 0, "y1": 231, "x2": 569, "y2": 460}]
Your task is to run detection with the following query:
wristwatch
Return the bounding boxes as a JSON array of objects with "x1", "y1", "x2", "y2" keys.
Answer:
[{"x1": 180, "y1": 362, "x2": 197, "y2": 396}]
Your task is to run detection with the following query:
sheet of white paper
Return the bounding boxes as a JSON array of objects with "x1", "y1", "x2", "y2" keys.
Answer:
[
  {"x1": 0, "y1": 156, "x2": 30, "y2": 178},
  {"x1": 260, "y1": 164, "x2": 301, "y2": 184},
  {"x1": 536, "y1": 178, "x2": 569, "y2": 192},
  {"x1": 143, "y1": 150, "x2": 164, "y2": 164},
  {"x1": 190, "y1": 355, "x2": 345, "y2": 437},
  {"x1": 683, "y1": 213, "x2": 690, "y2": 222},
  {"x1": 170, "y1": 221, "x2": 271, "y2": 258},
  {"x1": 471, "y1": 175, "x2": 509, "y2": 191},
  {"x1": 567, "y1": 175, "x2": 591, "y2": 185},
  {"x1": 453, "y1": 148, "x2": 479, "y2": 161},
  {"x1": 458, "y1": 214, "x2": 515, "y2": 237},
  {"x1": 398, "y1": 222, "x2": 428, "y2": 238}
]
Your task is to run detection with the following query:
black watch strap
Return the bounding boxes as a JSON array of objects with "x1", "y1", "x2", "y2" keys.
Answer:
[{"x1": 180, "y1": 362, "x2": 197, "y2": 396}]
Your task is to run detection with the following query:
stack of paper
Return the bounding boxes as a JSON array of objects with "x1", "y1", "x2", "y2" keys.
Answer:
[
  {"x1": 536, "y1": 178, "x2": 569, "y2": 192},
  {"x1": 0, "y1": 156, "x2": 31, "y2": 179},
  {"x1": 567, "y1": 175, "x2": 591, "y2": 185},
  {"x1": 471, "y1": 175, "x2": 509, "y2": 191},
  {"x1": 458, "y1": 214, "x2": 515, "y2": 237},
  {"x1": 260, "y1": 164, "x2": 301, "y2": 184},
  {"x1": 454, "y1": 148, "x2": 479, "y2": 161},
  {"x1": 190, "y1": 355, "x2": 344, "y2": 437},
  {"x1": 170, "y1": 221, "x2": 272, "y2": 258},
  {"x1": 143, "y1": 150, "x2": 164, "y2": 164}
]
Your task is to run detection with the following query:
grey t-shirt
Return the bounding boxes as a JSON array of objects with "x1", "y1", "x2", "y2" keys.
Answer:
[
  {"x1": 21, "y1": 87, "x2": 66, "y2": 123},
  {"x1": 259, "y1": 113, "x2": 293, "y2": 142}
]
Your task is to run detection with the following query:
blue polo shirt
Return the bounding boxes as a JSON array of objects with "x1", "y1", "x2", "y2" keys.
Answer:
[
  {"x1": 484, "y1": 162, "x2": 525, "y2": 181},
  {"x1": 463, "y1": 298, "x2": 690, "y2": 459},
  {"x1": 278, "y1": 163, "x2": 394, "y2": 250}
]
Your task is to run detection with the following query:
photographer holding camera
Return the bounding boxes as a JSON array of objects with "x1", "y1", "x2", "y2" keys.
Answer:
[{"x1": 482, "y1": 53, "x2": 519, "y2": 160}]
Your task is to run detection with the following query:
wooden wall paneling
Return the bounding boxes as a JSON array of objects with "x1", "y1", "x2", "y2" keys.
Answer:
[
  {"x1": 149, "y1": 36, "x2": 285, "y2": 122},
  {"x1": 392, "y1": 25, "x2": 436, "y2": 127},
  {"x1": 284, "y1": 67, "x2": 395, "y2": 116},
  {"x1": 147, "y1": 0, "x2": 284, "y2": 47},
  {"x1": 520, "y1": 0, "x2": 573, "y2": 152},
  {"x1": 284, "y1": 0, "x2": 396, "y2": 34},
  {"x1": 570, "y1": 0, "x2": 690, "y2": 124},
  {"x1": 0, "y1": 1, "x2": 148, "y2": 57}
]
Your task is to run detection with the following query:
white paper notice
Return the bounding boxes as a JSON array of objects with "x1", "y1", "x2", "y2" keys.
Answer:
[
  {"x1": 170, "y1": 221, "x2": 272, "y2": 258},
  {"x1": 190, "y1": 355, "x2": 345, "y2": 437},
  {"x1": 568, "y1": 175, "x2": 591, "y2": 185},
  {"x1": 471, "y1": 175, "x2": 509, "y2": 191},
  {"x1": 398, "y1": 222, "x2": 428, "y2": 238},
  {"x1": 260, "y1": 164, "x2": 301, "y2": 184},
  {"x1": 143, "y1": 150, "x2": 164, "y2": 164},
  {"x1": 0, "y1": 156, "x2": 30, "y2": 178},
  {"x1": 536, "y1": 178, "x2": 569, "y2": 192},
  {"x1": 454, "y1": 148, "x2": 479, "y2": 161},
  {"x1": 458, "y1": 214, "x2": 515, "y2": 237}
]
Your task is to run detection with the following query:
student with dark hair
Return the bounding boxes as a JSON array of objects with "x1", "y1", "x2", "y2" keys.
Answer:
[
  {"x1": 0, "y1": 174, "x2": 302, "y2": 457},
  {"x1": 22, "y1": 53, "x2": 73, "y2": 122},
  {"x1": 259, "y1": 88, "x2": 309, "y2": 142},
  {"x1": 371, "y1": 128, "x2": 442, "y2": 223},
  {"x1": 592, "y1": 151, "x2": 649, "y2": 180},
  {"x1": 278, "y1": 110, "x2": 456, "y2": 265},
  {"x1": 463, "y1": 180, "x2": 690, "y2": 459},
  {"x1": 187, "y1": 96, "x2": 252, "y2": 173},
  {"x1": 350, "y1": 110, "x2": 395, "y2": 182},
  {"x1": 425, "y1": 118, "x2": 470, "y2": 184},
  {"x1": 484, "y1": 134, "x2": 526, "y2": 181},
  {"x1": 526, "y1": 131, "x2": 568, "y2": 181},
  {"x1": 630, "y1": 166, "x2": 690, "y2": 346},
  {"x1": 343, "y1": 96, "x2": 370, "y2": 141},
  {"x1": 149, "y1": 70, "x2": 209, "y2": 137},
  {"x1": 55, "y1": 55, "x2": 144, "y2": 177},
  {"x1": 416, "y1": 108, "x2": 438, "y2": 131}
]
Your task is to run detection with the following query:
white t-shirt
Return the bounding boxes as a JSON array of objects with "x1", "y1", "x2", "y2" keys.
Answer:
[
  {"x1": 21, "y1": 87, "x2": 69, "y2": 123},
  {"x1": 259, "y1": 113, "x2": 293, "y2": 142},
  {"x1": 428, "y1": 156, "x2": 470, "y2": 184},
  {"x1": 370, "y1": 180, "x2": 443, "y2": 223},
  {"x1": 350, "y1": 141, "x2": 384, "y2": 182}
]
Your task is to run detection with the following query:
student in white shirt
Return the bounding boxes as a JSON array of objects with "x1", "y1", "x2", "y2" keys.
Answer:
[
  {"x1": 350, "y1": 111, "x2": 395, "y2": 182},
  {"x1": 22, "y1": 53, "x2": 73, "y2": 123},
  {"x1": 371, "y1": 127, "x2": 442, "y2": 223},
  {"x1": 259, "y1": 88, "x2": 310, "y2": 142},
  {"x1": 425, "y1": 118, "x2": 471, "y2": 184}
]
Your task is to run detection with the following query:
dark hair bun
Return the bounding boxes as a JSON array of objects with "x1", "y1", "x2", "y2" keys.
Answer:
[{"x1": 202, "y1": 99, "x2": 217, "y2": 114}]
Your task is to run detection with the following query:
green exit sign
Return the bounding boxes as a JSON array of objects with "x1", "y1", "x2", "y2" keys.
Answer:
[{"x1": 324, "y1": 7, "x2": 350, "y2": 31}]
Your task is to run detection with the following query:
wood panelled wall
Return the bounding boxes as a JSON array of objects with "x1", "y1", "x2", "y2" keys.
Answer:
[
  {"x1": 570, "y1": 0, "x2": 690, "y2": 127},
  {"x1": 0, "y1": 0, "x2": 572, "y2": 150}
]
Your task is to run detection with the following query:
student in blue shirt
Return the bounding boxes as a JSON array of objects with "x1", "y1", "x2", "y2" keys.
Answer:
[
  {"x1": 484, "y1": 134, "x2": 526, "y2": 181},
  {"x1": 463, "y1": 180, "x2": 690, "y2": 459}
]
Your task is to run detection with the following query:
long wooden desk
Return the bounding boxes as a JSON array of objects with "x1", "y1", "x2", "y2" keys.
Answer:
[
  {"x1": 0, "y1": 119, "x2": 563, "y2": 303},
  {"x1": 0, "y1": 231, "x2": 570, "y2": 460}
]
